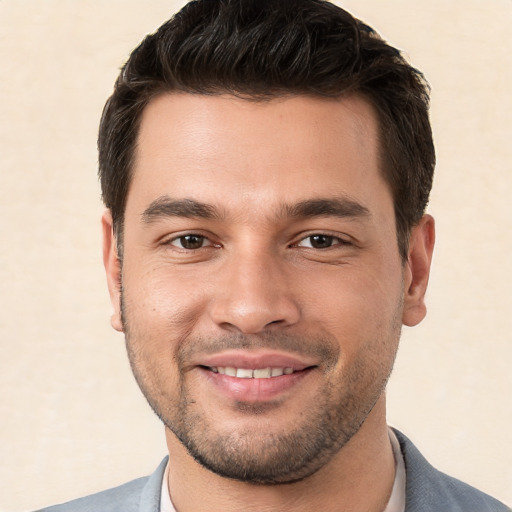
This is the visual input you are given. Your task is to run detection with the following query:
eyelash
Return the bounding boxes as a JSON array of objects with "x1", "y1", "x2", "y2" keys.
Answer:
[
  {"x1": 167, "y1": 234, "x2": 216, "y2": 250},
  {"x1": 294, "y1": 234, "x2": 351, "y2": 249}
]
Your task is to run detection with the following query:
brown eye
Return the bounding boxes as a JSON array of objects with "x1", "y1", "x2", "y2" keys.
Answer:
[
  {"x1": 309, "y1": 235, "x2": 334, "y2": 248},
  {"x1": 298, "y1": 235, "x2": 335, "y2": 249},
  {"x1": 171, "y1": 234, "x2": 209, "y2": 250},
  {"x1": 296, "y1": 234, "x2": 349, "y2": 249}
]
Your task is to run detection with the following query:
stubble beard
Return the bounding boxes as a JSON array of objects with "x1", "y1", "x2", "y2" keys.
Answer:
[{"x1": 121, "y1": 294, "x2": 402, "y2": 485}]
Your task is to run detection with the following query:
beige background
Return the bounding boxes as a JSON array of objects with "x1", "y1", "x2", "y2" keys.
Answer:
[{"x1": 1, "y1": 1, "x2": 511, "y2": 510}]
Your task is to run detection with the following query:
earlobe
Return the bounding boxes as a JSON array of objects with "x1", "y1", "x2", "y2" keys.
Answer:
[
  {"x1": 102, "y1": 210, "x2": 124, "y2": 332},
  {"x1": 402, "y1": 214, "x2": 435, "y2": 327}
]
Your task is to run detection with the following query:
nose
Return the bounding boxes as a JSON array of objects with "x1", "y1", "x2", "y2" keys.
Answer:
[{"x1": 208, "y1": 249, "x2": 301, "y2": 334}]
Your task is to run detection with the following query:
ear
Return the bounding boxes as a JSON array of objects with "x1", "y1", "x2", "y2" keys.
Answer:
[
  {"x1": 102, "y1": 210, "x2": 123, "y2": 332},
  {"x1": 402, "y1": 214, "x2": 435, "y2": 327}
]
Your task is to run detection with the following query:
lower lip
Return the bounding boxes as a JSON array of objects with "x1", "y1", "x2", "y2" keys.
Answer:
[{"x1": 198, "y1": 367, "x2": 313, "y2": 402}]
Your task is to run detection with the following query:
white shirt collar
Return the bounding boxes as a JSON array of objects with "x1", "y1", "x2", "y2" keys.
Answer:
[
  {"x1": 160, "y1": 461, "x2": 175, "y2": 512},
  {"x1": 384, "y1": 427, "x2": 407, "y2": 512}
]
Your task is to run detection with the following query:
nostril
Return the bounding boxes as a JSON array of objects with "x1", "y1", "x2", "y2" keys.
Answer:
[{"x1": 265, "y1": 319, "x2": 288, "y2": 328}]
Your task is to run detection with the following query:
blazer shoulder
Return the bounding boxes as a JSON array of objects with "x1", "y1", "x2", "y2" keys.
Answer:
[
  {"x1": 34, "y1": 457, "x2": 168, "y2": 512},
  {"x1": 34, "y1": 476, "x2": 148, "y2": 512},
  {"x1": 393, "y1": 429, "x2": 510, "y2": 512}
]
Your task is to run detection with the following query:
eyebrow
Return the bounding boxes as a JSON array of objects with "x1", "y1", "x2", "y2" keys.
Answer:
[
  {"x1": 142, "y1": 197, "x2": 223, "y2": 223},
  {"x1": 283, "y1": 197, "x2": 371, "y2": 221},
  {"x1": 141, "y1": 195, "x2": 371, "y2": 224}
]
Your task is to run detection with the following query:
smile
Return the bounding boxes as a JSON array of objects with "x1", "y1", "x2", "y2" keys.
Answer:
[
  {"x1": 200, "y1": 364, "x2": 314, "y2": 402},
  {"x1": 209, "y1": 367, "x2": 295, "y2": 378}
]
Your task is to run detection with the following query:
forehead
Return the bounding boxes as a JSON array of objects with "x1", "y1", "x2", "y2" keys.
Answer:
[{"x1": 128, "y1": 93, "x2": 390, "y2": 217}]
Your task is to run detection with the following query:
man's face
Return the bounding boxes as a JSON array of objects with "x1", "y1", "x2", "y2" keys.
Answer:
[{"x1": 104, "y1": 93, "x2": 431, "y2": 484}]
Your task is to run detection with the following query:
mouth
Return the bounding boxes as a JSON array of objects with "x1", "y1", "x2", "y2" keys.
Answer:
[{"x1": 196, "y1": 357, "x2": 317, "y2": 403}]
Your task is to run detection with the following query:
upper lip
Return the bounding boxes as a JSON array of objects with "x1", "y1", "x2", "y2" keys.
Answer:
[{"x1": 195, "y1": 350, "x2": 317, "y2": 371}]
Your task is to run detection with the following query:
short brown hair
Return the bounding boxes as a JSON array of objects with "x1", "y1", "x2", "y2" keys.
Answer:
[{"x1": 98, "y1": 0, "x2": 435, "y2": 259}]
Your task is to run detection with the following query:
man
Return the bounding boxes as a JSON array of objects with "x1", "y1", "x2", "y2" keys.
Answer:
[{"x1": 37, "y1": 0, "x2": 509, "y2": 511}]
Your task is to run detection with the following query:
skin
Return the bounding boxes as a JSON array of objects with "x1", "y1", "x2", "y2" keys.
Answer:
[{"x1": 103, "y1": 93, "x2": 434, "y2": 511}]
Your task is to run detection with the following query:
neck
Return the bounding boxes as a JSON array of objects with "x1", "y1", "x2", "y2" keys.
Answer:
[{"x1": 164, "y1": 396, "x2": 395, "y2": 512}]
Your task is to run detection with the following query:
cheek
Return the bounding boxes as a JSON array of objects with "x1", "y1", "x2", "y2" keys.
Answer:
[
  {"x1": 121, "y1": 260, "x2": 210, "y2": 345},
  {"x1": 305, "y1": 265, "x2": 403, "y2": 349}
]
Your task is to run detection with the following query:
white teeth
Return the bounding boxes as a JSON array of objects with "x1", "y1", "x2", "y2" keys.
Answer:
[
  {"x1": 210, "y1": 367, "x2": 295, "y2": 378},
  {"x1": 225, "y1": 367, "x2": 237, "y2": 377},
  {"x1": 253, "y1": 368, "x2": 271, "y2": 379},
  {"x1": 236, "y1": 368, "x2": 253, "y2": 378}
]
